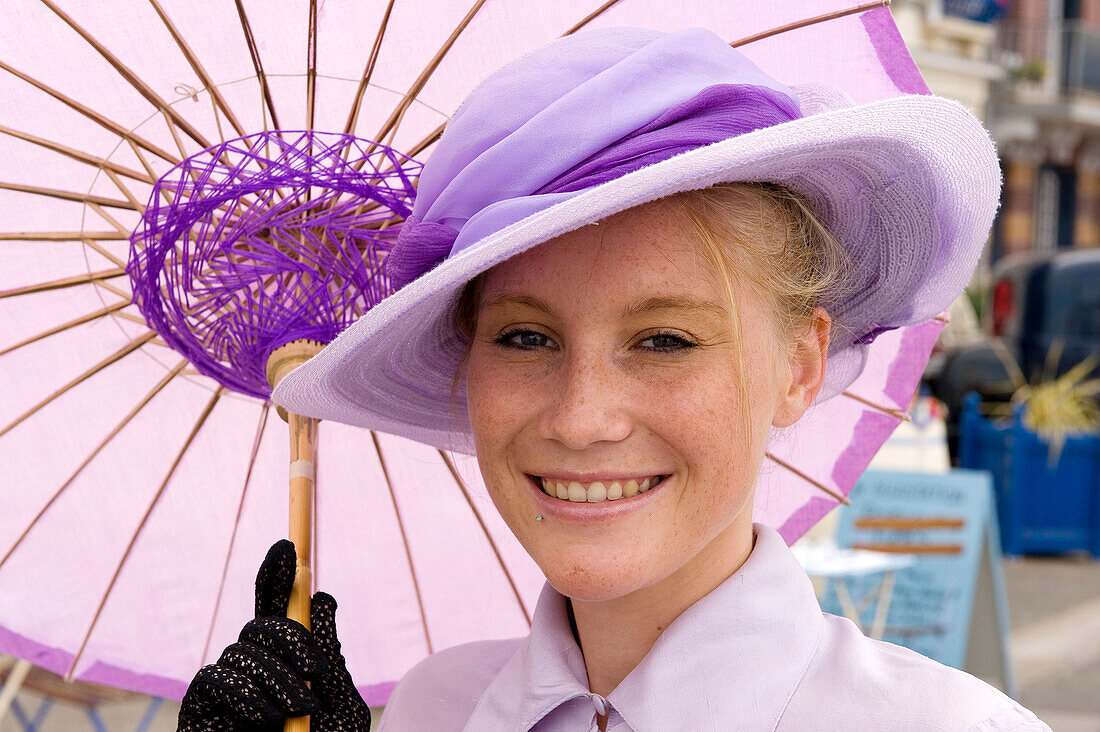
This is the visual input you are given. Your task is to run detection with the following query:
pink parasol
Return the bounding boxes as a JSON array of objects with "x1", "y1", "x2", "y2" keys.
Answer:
[{"x1": 0, "y1": 0, "x2": 941, "y2": 709}]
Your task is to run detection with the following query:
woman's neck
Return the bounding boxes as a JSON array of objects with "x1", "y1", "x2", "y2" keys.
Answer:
[{"x1": 568, "y1": 517, "x2": 756, "y2": 698}]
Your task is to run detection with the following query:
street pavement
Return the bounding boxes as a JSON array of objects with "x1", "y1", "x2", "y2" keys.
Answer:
[{"x1": 1005, "y1": 553, "x2": 1100, "y2": 731}]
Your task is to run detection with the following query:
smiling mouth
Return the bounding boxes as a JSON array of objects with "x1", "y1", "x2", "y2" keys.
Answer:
[{"x1": 529, "y1": 475, "x2": 666, "y2": 503}]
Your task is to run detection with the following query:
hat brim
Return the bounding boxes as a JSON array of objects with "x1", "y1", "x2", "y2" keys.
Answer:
[{"x1": 273, "y1": 93, "x2": 999, "y2": 453}]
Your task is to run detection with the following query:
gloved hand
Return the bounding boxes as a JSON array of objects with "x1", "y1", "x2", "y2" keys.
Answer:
[{"x1": 177, "y1": 540, "x2": 371, "y2": 731}]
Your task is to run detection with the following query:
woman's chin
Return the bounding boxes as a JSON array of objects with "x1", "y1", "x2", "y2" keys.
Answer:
[{"x1": 539, "y1": 556, "x2": 660, "y2": 604}]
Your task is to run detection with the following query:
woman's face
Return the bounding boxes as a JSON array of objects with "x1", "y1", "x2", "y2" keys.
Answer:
[{"x1": 465, "y1": 199, "x2": 823, "y2": 602}]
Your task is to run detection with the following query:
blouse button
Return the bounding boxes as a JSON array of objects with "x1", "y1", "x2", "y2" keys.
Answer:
[{"x1": 592, "y1": 694, "x2": 608, "y2": 716}]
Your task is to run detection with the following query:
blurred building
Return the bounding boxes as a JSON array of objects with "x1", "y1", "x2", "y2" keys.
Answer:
[
  {"x1": 892, "y1": 0, "x2": 1008, "y2": 118},
  {"x1": 988, "y1": 0, "x2": 1100, "y2": 259},
  {"x1": 0, "y1": 656, "x2": 178, "y2": 731},
  {"x1": 893, "y1": 0, "x2": 1100, "y2": 269},
  {"x1": 890, "y1": 0, "x2": 1010, "y2": 278}
]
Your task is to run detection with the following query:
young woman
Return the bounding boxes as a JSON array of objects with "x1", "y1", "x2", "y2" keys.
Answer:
[{"x1": 179, "y1": 27, "x2": 1049, "y2": 731}]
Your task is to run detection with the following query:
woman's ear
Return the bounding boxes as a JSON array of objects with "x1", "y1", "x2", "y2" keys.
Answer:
[{"x1": 773, "y1": 306, "x2": 831, "y2": 428}]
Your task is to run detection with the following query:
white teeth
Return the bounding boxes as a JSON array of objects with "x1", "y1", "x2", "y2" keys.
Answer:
[{"x1": 537, "y1": 476, "x2": 662, "y2": 502}]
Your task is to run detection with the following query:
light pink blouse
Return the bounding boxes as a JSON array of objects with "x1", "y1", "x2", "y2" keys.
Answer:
[{"x1": 379, "y1": 525, "x2": 1049, "y2": 731}]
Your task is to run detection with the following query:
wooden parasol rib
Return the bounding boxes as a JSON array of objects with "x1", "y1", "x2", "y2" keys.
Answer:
[
  {"x1": 341, "y1": 0, "x2": 490, "y2": 214},
  {"x1": 85, "y1": 200, "x2": 133, "y2": 236},
  {"x1": 306, "y1": 0, "x2": 319, "y2": 132},
  {"x1": 438, "y1": 451, "x2": 532, "y2": 626},
  {"x1": 0, "y1": 60, "x2": 180, "y2": 165},
  {"x1": 0, "y1": 125, "x2": 152, "y2": 184},
  {"x1": 564, "y1": 0, "x2": 626, "y2": 35},
  {"x1": 0, "y1": 231, "x2": 126, "y2": 241},
  {"x1": 764, "y1": 452, "x2": 851, "y2": 505},
  {"x1": 114, "y1": 312, "x2": 153, "y2": 327},
  {"x1": 200, "y1": 403, "x2": 271, "y2": 666},
  {"x1": 234, "y1": 0, "x2": 280, "y2": 131},
  {"x1": 0, "y1": 360, "x2": 189, "y2": 573},
  {"x1": 841, "y1": 391, "x2": 911, "y2": 422},
  {"x1": 0, "y1": 268, "x2": 128, "y2": 300},
  {"x1": 405, "y1": 124, "x2": 444, "y2": 161},
  {"x1": 80, "y1": 238, "x2": 127, "y2": 268},
  {"x1": 371, "y1": 0, "x2": 490, "y2": 148},
  {"x1": 0, "y1": 301, "x2": 129, "y2": 358},
  {"x1": 66, "y1": 387, "x2": 225, "y2": 681},
  {"x1": 344, "y1": 0, "x2": 397, "y2": 135},
  {"x1": 0, "y1": 658, "x2": 137, "y2": 708},
  {"x1": 125, "y1": 138, "x2": 175, "y2": 208},
  {"x1": 147, "y1": 0, "x2": 247, "y2": 138},
  {"x1": 730, "y1": 1, "x2": 890, "y2": 48},
  {"x1": 38, "y1": 0, "x2": 213, "y2": 151},
  {"x1": 0, "y1": 331, "x2": 156, "y2": 440},
  {"x1": 161, "y1": 109, "x2": 195, "y2": 171},
  {"x1": 0, "y1": 182, "x2": 138, "y2": 211},
  {"x1": 93, "y1": 278, "x2": 132, "y2": 302},
  {"x1": 370, "y1": 432, "x2": 434, "y2": 654},
  {"x1": 100, "y1": 169, "x2": 148, "y2": 212}
]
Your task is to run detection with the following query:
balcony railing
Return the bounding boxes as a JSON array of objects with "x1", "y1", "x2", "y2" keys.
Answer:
[
  {"x1": 995, "y1": 20, "x2": 1100, "y2": 95},
  {"x1": 1063, "y1": 22, "x2": 1100, "y2": 95}
]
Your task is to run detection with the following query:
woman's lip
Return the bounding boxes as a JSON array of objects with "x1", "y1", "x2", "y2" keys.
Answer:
[
  {"x1": 524, "y1": 473, "x2": 669, "y2": 523},
  {"x1": 525, "y1": 472, "x2": 664, "y2": 483}
]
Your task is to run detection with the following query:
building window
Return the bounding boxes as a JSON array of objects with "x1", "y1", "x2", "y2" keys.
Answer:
[{"x1": 1036, "y1": 164, "x2": 1078, "y2": 251}]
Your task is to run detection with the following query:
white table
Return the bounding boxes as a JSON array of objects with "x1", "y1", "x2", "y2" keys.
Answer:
[{"x1": 793, "y1": 541, "x2": 917, "y2": 640}]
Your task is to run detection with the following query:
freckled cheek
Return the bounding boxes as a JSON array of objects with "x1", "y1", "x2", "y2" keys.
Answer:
[
  {"x1": 648, "y1": 373, "x2": 759, "y2": 516},
  {"x1": 640, "y1": 370, "x2": 744, "y2": 444},
  {"x1": 466, "y1": 357, "x2": 546, "y2": 473},
  {"x1": 471, "y1": 376, "x2": 540, "y2": 427}
]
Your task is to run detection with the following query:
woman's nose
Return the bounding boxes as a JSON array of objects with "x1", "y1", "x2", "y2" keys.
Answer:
[{"x1": 538, "y1": 352, "x2": 632, "y2": 449}]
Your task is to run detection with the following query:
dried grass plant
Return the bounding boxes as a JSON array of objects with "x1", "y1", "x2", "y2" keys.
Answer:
[{"x1": 987, "y1": 339, "x2": 1100, "y2": 465}]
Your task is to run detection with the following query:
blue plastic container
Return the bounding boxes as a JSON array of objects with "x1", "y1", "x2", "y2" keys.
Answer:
[{"x1": 958, "y1": 392, "x2": 1100, "y2": 557}]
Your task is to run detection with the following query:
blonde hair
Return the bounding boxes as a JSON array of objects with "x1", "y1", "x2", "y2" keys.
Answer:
[{"x1": 669, "y1": 181, "x2": 849, "y2": 354}]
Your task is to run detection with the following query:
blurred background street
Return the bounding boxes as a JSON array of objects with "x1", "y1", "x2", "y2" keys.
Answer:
[{"x1": 1006, "y1": 556, "x2": 1100, "y2": 730}]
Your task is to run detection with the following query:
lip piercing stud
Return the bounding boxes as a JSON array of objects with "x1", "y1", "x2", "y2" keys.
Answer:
[{"x1": 535, "y1": 514, "x2": 543, "y2": 522}]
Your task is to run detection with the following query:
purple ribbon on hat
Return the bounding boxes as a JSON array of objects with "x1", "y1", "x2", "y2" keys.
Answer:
[
  {"x1": 852, "y1": 324, "x2": 898, "y2": 346},
  {"x1": 384, "y1": 28, "x2": 804, "y2": 290}
]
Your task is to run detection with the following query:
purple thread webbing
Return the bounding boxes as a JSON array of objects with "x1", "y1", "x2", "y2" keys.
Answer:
[{"x1": 127, "y1": 130, "x2": 422, "y2": 399}]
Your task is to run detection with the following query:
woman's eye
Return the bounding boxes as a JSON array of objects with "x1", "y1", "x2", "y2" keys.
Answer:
[
  {"x1": 495, "y1": 329, "x2": 556, "y2": 349},
  {"x1": 639, "y1": 332, "x2": 694, "y2": 351}
]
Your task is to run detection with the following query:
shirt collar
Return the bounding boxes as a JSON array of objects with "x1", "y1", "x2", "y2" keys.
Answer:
[
  {"x1": 464, "y1": 524, "x2": 824, "y2": 731},
  {"x1": 460, "y1": 579, "x2": 591, "y2": 729}
]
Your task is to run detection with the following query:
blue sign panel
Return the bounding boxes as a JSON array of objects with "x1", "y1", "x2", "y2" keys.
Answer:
[{"x1": 821, "y1": 470, "x2": 1008, "y2": 672}]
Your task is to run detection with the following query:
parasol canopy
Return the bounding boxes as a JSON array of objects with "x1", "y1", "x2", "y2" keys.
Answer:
[{"x1": 0, "y1": 0, "x2": 943, "y2": 706}]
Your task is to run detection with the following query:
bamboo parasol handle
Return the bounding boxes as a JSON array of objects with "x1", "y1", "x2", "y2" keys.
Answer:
[{"x1": 267, "y1": 339, "x2": 325, "y2": 732}]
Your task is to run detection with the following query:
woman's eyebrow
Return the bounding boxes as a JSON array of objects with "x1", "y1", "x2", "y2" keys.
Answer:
[
  {"x1": 478, "y1": 293, "x2": 727, "y2": 318},
  {"x1": 623, "y1": 295, "x2": 728, "y2": 318},
  {"x1": 479, "y1": 292, "x2": 555, "y2": 314}
]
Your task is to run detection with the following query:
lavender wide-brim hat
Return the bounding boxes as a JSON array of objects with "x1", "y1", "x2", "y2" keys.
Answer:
[{"x1": 273, "y1": 27, "x2": 1000, "y2": 453}]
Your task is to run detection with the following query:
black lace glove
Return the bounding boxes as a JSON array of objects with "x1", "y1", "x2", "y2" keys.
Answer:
[{"x1": 178, "y1": 540, "x2": 371, "y2": 731}]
